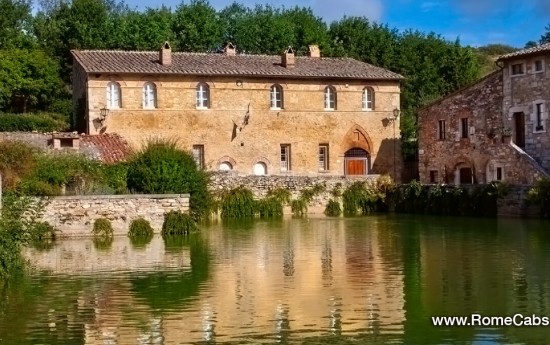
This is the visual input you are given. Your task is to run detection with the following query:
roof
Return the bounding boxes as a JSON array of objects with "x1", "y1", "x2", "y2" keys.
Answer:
[
  {"x1": 498, "y1": 43, "x2": 550, "y2": 61},
  {"x1": 71, "y1": 50, "x2": 403, "y2": 81},
  {"x1": 80, "y1": 133, "x2": 133, "y2": 164}
]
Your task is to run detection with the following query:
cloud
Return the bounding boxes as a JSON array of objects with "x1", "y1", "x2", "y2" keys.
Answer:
[
  {"x1": 312, "y1": 0, "x2": 384, "y2": 23},
  {"x1": 420, "y1": 2, "x2": 441, "y2": 12}
]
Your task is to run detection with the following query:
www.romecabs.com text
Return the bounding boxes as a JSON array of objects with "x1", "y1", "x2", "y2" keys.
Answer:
[{"x1": 432, "y1": 314, "x2": 549, "y2": 327}]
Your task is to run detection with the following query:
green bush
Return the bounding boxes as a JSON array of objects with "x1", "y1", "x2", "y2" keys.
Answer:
[
  {"x1": 102, "y1": 162, "x2": 129, "y2": 194},
  {"x1": 324, "y1": 199, "x2": 342, "y2": 217},
  {"x1": 220, "y1": 186, "x2": 256, "y2": 218},
  {"x1": 126, "y1": 139, "x2": 211, "y2": 220},
  {"x1": 528, "y1": 178, "x2": 550, "y2": 218},
  {"x1": 256, "y1": 197, "x2": 284, "y2": 218},
  {"x1": 342, "y1": 182, "x2": 381, "y2": 216},
  {"x1": 0, "y1": 140, "x2": 37, "y2": 191},
  {"x1": 0, "y1": 112, "x2": 69, "y2": 132},
  {"x1": 92, "y1": 218, "x2": 114, "y2": 238},
  {"x1": 128, "y1": 217, "x2": 154, "y2": 237},
  {"x1": 162, "y1": 211, "x2": 197, "y2": 236},
  {"x1": 291, "y1": 198, "x2": 307, "y2": 216}
]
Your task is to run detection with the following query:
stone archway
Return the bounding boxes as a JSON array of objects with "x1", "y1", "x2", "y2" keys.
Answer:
[
  {"x1": 340, "y1": 124, "x2": 374, "y2": 175},
  {"x1": 344, "y1": 148, "x2": 370, "y2": 175}
]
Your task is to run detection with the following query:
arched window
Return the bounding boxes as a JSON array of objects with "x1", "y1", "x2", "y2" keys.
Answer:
[
  {"x1": 143, "y1": 82, "x2": 157, "y2": 108},
  {"x1": 362, "y1": 87, "x2": 374, "y2": 110},
  {"x1": 106, "y1": 82, "x2": 121, "y2": 108},
  {"x1": 253, "y1": 162, "x2": 267, "y2": 176},
  {"x1": 196, "y1": 83, "x2": 210, "y2": 109},
  {"x1": 324, "y1": 86, "x2": 336, "y2": 110},
  {"x1": 219, "y1": 161, "x2": 233, "y2": 171},
  {"x1": 270, "y1": 84, "x2": 283, "y2": 109}
]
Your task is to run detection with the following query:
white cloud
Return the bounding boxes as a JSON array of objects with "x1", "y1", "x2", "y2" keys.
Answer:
[
  {"x1": 312, "y1": 0, "x2": 384, "y2": 23},
  {"x1": 420, "y1": 1, "x2": 441, "y2": 12}
]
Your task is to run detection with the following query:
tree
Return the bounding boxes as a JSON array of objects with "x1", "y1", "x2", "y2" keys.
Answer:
[
  {"x1": 540, "y1": 24, "x2": 550, "y2": 45},
  {"x1": 0, "y1": 0, "x2": 34, "y2": 48},
  {"x1": 0, "y1": 49, "x2": 63, "y2": 113},
  {"x1": 172, "y1": 0, "x2": 222, "y2": 52}
]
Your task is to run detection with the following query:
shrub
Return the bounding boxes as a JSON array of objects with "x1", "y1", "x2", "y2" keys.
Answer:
[
  {"x1": 162, "y1": 211, "x2": 197, "y2": 236},
  {"x1": 0, "y1": 141, "x2": 37, "y2": 191},
  {"x1": 0, "y1": 112, "x2": 69, "y2": 132},
  {"x1": 220, "y1": 186, "x2": 256, "y2": 218},
  {"x1": 342, "y1": 181, "x2": 381, "y2": 216},
  {"x1": 290, "y1": 184, "x2": 325, "y2": 217},
  {"x1": 128, "y1": 217, "x2": 154, "y2": 238},
  {"x1": 92, "y1": 218, "x2": 114, "y2": 238},
  {"x1": 528, "y1": 178, "x2": 550, "y2": 218},
  {"x1": 324, "y1": 199, "x2": 342, "y2": 217},
  {"x1": 266, "y1": 188, "x2": 291, "y2": 205},
  {"x1": 126, "y1": 139, "x2": 211, "y2": 220},
  {"x1": 291, "y1": 198, "x2": 307, "y2": 216},
  {"x1": 256, "y1": 197, "x2": 284, "y2": 218},
  {"x1": 102, "y1": 162, "x2": 129, "y2": 194}
]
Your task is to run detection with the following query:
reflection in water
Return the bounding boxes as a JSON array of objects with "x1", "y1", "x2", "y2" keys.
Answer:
[{"x1": 2, "y1": 216, "x2": 550, "y2": 344}]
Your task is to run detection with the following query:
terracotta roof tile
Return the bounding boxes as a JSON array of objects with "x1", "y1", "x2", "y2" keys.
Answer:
[
  {"x1": 497, "y1": 43, "x2": 550, "y2": 61},
  {"x1": 80, "y1": 133, "x2": 133, "y2": 164},
  {"x1": 72, "y1": 50, "x2": 404, "y2": 80}
]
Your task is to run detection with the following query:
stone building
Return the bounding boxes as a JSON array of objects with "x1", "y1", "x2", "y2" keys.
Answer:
[
  {"x1": 71, "y1": 43, "x2": 403, "y2": 180},
  {"x1": 418, "y1": 44, "x2": 550, "y2": 185}
]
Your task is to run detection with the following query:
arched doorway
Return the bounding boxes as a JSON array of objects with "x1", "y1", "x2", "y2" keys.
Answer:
[
  {"x1": 513, "y1": 112, "x2": 525, "y2": 148},
  {"x1": 344, "y1": 148, "x2": 370, "y2": 175}
]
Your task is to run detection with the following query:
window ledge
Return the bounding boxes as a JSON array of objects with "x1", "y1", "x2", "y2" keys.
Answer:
[
  {"x1": 324, "y1": 108, "x2": 335, "y2": 111},
  {"x1": 362, "y1": 108, "x2": 373, "y2": 111},
  {"x1": 196, "y1": 107, "x2": 209, "y2": 110},
  {"x1": 270, "y1": 107, "x2": 282, "y2": 111}
]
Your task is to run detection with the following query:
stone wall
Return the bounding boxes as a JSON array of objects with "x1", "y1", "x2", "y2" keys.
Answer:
[
  {"x1": 41, "y1": 194, "x2": 189, "y2": 237},
  {"x1": 209, "y1": 172, "x2": 380, "y2": 212},
  {"x1": 497, "y1": 185, "x2": 540, "y2": 218}
]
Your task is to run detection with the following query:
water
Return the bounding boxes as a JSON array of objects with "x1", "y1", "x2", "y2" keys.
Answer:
[{"x1": 2, "y1": 215, "x2": 550, "y2": 344}]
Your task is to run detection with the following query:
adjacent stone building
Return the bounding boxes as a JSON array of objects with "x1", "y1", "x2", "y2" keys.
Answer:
[
  {"x1": 71, "y1": 43, "x2": 403, "y2": 180},
  {"x1": 418, "y1": 45, "x2": 550, "y2": 185}
]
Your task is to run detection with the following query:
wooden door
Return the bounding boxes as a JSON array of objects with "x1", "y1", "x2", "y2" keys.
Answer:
[
  {"x1": 459, "y1": 167, "x2": 472, "y2": 184},
  {"x1": 346, "y1": 160, "x2": 365, "y2": 175},
  {"x1": 514, "y1": 112, "x2": 525, "y2": 148}
]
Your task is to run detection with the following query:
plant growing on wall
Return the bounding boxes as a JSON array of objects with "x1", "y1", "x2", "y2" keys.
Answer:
[
  {"x1": 527, "y1": 178, "x2": 550, "y2": 218},
  {"x1": 324, "y1": 199, "x2": 342, "y2": 217},
  {"x1": 162, "y1": 210, "x2": 197, "y2": 235}
]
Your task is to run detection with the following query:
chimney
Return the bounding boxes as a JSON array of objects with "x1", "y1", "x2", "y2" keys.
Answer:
[
  {"x1": 224, "y1": 42, "x2": 236, "y2": 56},
  {"x1": 308, "y1": 45, "x2": 320, "y2": 58},
  {"x1": 160, "y1": 41, "x2": 171, "y2": 66},
  {"x1": 281, "y1": 46, "x2": 295, "y2": 68}
]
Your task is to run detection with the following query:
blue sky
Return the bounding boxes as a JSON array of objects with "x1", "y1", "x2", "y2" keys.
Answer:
[{"x1": 121, "y1": 0, "x2": 550, "y2": 48}]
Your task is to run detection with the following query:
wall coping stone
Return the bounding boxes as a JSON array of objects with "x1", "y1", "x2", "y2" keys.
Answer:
[{"x1": 49, "y1": 194, "x2": 190, "y2": 201}]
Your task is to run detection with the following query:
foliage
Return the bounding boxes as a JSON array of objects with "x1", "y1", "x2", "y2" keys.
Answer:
[
  {"x1": 220, "y1": 186, "x2": 256, "y2": 218},
  {"x1": 342, "y1": 181, "x2": 382, "y2": 216},
  {"x1": 126, "y1": 139, "x2": 211, "y2": 220},
  {"x1": 256, "y1": 196, "x2": 283, "y2": 218},
  {"x1": 0, "y1": 49, "x2": 63, "y2": 113},
  {"x1": 92, "y1": 218, "x2": 113, "y2": 238},
  {"x1": 0, "y1": 194, "x2": 48, "y2": 280},
  {"x1": 290, "y1": 198, "x2": 307, "y2": 217},
  {"x1": 0, "y1": 112, "x2": 69, "y2": 131},
  {"x1": 0, "y1": 0, "x2": 34, "y2": 49},
  {"x1": 324, "y1": 199, "x2": 342, "y2": 217},
  {"x1": 527, "y1": 178, "x2": 550, "y2": 219},
  {"x1": 266, "y1": 187, "x2": 291, "y2": 205},
  {"x1": 289, "y1": 184, "x2": 325, "y2": 217},
  {"x1": 101, "y1": 162, "x2": 128, "y2": 194},
  {"x1": 161, "y1": 210, "x2": 197, "y2": 236},
  {"x1": 172, "y1": 0, "x2": 222, "y2": 52},
  {"x1": 0, "y1": 140, "x2": 37, "y2": 191},
  {"x1": 128, "y1": 217, "x2": 154, "y2": 238}
]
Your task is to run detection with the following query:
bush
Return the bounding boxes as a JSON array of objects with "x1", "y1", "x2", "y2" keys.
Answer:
[
  {"x1": 128, "y1": 217, "x2": 154, "y2": 238},
  {"x1": 0, "y1": 112, "x2": 69, "y2": 132},
  {"x1": 342, "y1": 181, "x2": 381, "y2": 216},
  {"x1": 0, "y1": 141, "x2": 37, "y2": 191},
  {"x1": 256, "y1": 197, "x2": 284, "y2": 218},
  {"x1": 528, "y1": 178, "x2": 550, "y2": 218},
  {"x1": 102, "y1": 162, "x2": 129, "y2": 194},
  {"x1": 92, "y1": 218, "x2": 114, "y2": 238},
  {"x1": 324, "y1": 199, "x2": 342, "y2": 217},
  {"x1": 220, "y1": 186, "x2": 256, "y2": 218},
  {"x1": 126, "y1": 139, "x2": 211, "y2": 220},
  {"x1": 162, "y1": 211, "x2": 197, "y2": 236}
]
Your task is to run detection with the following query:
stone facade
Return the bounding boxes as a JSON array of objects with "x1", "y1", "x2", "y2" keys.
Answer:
[
  {"x1": 41, "y1": 194, "x2": 189, "y2": 237},
  {"x1": 418, "y1": 70, "x2": 548, "y2": 185},
  {"x1": 72, "y1": 45, "x2": 404, "y2": 181}
]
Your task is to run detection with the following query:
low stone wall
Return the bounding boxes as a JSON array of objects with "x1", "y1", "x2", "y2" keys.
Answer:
[
  {"x1": 41, "y1": 194, "x2": 189, "y2": 237},
  {"x1": 209, "y1": 173, "x2": 381, "y2": 212},
  {"x1": 497, "y1": 185, "x2": 540, "y2": 218}
]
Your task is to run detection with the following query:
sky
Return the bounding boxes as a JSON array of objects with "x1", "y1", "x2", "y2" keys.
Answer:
[{"x1": 120, "y1": 0, "x2": 550, "y2": 48}]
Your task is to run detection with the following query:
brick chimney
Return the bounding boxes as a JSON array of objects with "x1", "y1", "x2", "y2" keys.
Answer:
[
  {"x1": 281, "y1": 47, "x2": 295, "y2": 68},
  {"x1": 160, "y1": 41, "x2": 171, "y2": 66},
  {"x1": 224, "y1": 42, "x2": 236, "y2": 56},
  {"x1": 308, "y1": 45, "x2": 320, "y2": 58}
]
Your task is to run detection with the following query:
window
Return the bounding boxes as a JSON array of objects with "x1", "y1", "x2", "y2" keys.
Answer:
[
  {"x1": 143, "y1": 82, "x2": 156, "y2": 108},
  {"x1": 535, "y1": 60, "x2": 544, "y2": 73},
  {"x1": 511, "y1": 63, "x2": 524, "y2": 75},
  {"x1": 535, "y1": 103, "x2": 545, "y2": 131},
  {"x1": 324, "y1": 86, "x2": 336, "y2": 110},
  {"x1": 280, "y1": 144, "x2": 291, "y2": 171},
  {"x1": 438, "y1": 120, "x2": 446, "y2": 140},
  {"x1": 106, "y1": 82, "x2": 121, "y2": 108},
  {"x1": 192, "y1": 145, "x2": 204, "y2": 169},
  {"x1": 429, "y1": 170, "x2": 438, "y2": 183},
  {"x1": 362, "y1": 87, "x2": 374, "y2": 110},
  {"x1": 196, "y1": 83, "x2": 210, "y2": 109},
  {"x1": 319, "y1": 144, "x2": 329, "y2": 171},
  {"x1": 219, "y1": 161, "x2": 232, "y2": 171},
  {"x1": 496, "y1": 167, "x2": 503, "y2": 181},
  {"x1": 270, "y1": 84, "x2": 283, "y2": 109},
  {"x1": 460, "y1": 118, "x2": 469, "y2": 139}
]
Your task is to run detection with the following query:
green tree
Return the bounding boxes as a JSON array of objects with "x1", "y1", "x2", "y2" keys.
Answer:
[
  {"x1": 126, "y1": 139, "x2": 211, "y2": 220},
  {"x1": 0, "y1": 0, "x2": 34, "y2": 48},
  {"x1": 0, "y1": 49, "x2": 63, "y2": 113},
  {"x1": 110, "y1": 7, "x2": 174, "y2": 50},
  {"x1": 540, "y1": 24, "x2": 550, "y2": 45},
  {"x1": 172, "y1": 0, "x2": 222, "y2": 52}
]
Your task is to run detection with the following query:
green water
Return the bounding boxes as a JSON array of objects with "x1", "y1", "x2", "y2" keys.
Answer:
[{"x1": 2, "y1": 215, "x2": 550, "y2": 344}]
